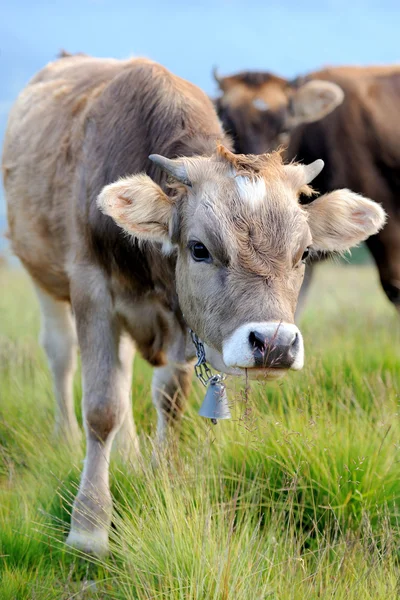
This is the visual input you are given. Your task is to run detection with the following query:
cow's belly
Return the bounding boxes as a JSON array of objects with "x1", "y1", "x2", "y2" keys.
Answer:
[
  {"x1": 3, "y1": 82, "x2": 78, "y2": 300},
  {"x1": 7, "y1": 201, "x2": 70, "y2": 300}
]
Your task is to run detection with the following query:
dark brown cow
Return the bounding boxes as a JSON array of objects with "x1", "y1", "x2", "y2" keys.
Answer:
[
  {"x1": 215, "y1": 66, "x2": 400, "y2": 310},
  {"x1": 2, "y1": 54, "x2": 385, "y2": 555}
]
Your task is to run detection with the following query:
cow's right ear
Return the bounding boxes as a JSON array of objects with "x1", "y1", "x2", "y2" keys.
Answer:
[{"x1": 97, "y1": 174, "x2": 174, "y2": 243}]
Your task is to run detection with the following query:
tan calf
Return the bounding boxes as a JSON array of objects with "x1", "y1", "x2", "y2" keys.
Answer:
[{"x1": 3, "y1": 54, "x2": 385, "y2": 555}]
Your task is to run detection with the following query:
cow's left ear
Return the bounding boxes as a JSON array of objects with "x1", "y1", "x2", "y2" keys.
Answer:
[
  {"x1": 305, "y1": 190, "x2": 387, "y2": 252},
  {"x1": 286, "y1": 80, "x2": 344, "y2": 128},
  {"x1": 97, "y1": 174, "x2": 174, "y2": 243}
]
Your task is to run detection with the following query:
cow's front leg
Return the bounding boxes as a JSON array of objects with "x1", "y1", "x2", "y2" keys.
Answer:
[{"x1": 66, "y1": 266, "x2": 131, "y2": 556}]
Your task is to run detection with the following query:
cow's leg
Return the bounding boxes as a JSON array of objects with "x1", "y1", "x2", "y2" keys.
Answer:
[
  {"x1": 113, "y1": 333, "x2": 140, "y2": 463},
  {"x1": 366, "y1": 217, "x2": 400, "y2": 313},
  {"x1": 34, "y1": 284, "x2": 80, "y2": 443},
  {"x1": 151, "y1": 362, "x2": 193, "y2": 448},
  {"x1": 66, "y1": 266, "x2": 132, "y2": 555},
  {"x1": 295, "y1": 262, "x2": 315, "y2": 321}
]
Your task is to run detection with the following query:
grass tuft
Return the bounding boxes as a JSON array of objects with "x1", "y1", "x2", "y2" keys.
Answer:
[{"x1": 1, "y1": 264, "x2": 400, "y2": 598}]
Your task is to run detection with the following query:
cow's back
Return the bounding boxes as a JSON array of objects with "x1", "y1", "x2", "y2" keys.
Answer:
[
  {"x1": 3, "y1": 55, "x2": 127, "y2": 297},
  {"x1": 3, "y1": 55, "x2": 223, "y2": 300},
  {"x1": 289, "y1": 65, "x2": 400, "y2": 206}
]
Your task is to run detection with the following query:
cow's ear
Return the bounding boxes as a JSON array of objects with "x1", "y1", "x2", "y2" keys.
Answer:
[
  {"x1": 286, "y1": 80, "x2": 344, "y2": 128},
  {"x1": 305, "y1": 190, "x2": 386, "y2": 252},
  {"x1": 97, "y1": 174, "x2": 174, "y2": 243}
]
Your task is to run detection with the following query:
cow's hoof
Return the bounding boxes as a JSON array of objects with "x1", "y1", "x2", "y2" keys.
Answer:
[{"x1": 66, "y1": 529, "x2": 109, "y2": 557}]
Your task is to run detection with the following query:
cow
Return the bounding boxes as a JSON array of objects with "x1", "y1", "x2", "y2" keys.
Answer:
[
  {"x1": 2, "y1": 53, "x2": 385, "y2": 555},
  {"x1": 214, "y1": 66, "x2": 400, "y2": 311}
]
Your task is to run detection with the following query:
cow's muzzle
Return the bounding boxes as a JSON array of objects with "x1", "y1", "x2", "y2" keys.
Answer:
[{"x1": 222, "y1": 322, "x2": 304, "y2": 371}]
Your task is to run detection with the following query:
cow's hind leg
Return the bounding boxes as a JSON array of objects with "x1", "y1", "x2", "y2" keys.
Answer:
[
  {"x1": 113, "y1": 333, "x2": 140, "y2": 463},
  {"x1": 367, "y1": 217, "x2": 400, "y2": 314},
  {"x1": 151, "y1": 362, "x2": 193, "y2": 449},
  {"x1": 66, "y1": 266, "x2": 134, "y2": 555},
  {"x1": 34, "y1": 284, "x2": 80, "y2": 444}
]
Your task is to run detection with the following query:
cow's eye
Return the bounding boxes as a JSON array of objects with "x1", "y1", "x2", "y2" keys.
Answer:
[
  {"x1": 301, "y1": 247, "x2": 310, "y2": 262},
  {"x1": 189, "y1": 241, "x2": 212, "y2": 263}
]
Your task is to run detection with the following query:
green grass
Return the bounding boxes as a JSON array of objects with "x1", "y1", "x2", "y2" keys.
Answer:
[{"x1": 1, "y1": 262, "x2": 400, "y2": 599}]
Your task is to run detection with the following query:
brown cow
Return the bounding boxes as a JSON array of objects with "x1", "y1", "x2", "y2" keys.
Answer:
[
  {"x1": 2, "y1": 54, "x2": 385, "y2": 555},
  {"x1": 215, "y1": 66, "x2": 400, "y2": 310}
]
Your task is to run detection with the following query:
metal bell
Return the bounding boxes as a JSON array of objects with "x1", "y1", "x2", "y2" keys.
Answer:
[{"x1": 198, "y1": 375, "x2": 231, "y2": 424}]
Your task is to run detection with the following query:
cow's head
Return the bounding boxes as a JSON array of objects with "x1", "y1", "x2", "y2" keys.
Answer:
[
  {"x1": 98, "y1": 145, "x2": 385, "y2": 380},
  {"x1": 214, "y1": 70, "x2": 344, "y2": 154}
]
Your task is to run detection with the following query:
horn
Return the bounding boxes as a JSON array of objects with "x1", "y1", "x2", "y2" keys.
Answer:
[
  {"x1": 149, "y1": 154, "x2": 191, "y2": 186},
  {"x1": 212, "y1": 65, "x2": 223, "y2": 87},
  {"x1": 303, "y1": 159, "x2": 324, "y2": 184},
  {"x1": 284, "y1": 158, "x2": 324, "y2": 192}
]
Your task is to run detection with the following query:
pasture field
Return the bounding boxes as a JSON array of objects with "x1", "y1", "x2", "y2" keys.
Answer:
[{"x1": 1, "y1": 262, "x2": 400, "y2": 599}]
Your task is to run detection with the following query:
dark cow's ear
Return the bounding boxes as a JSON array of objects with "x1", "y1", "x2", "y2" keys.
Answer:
[
  {"x1": 286, "y1": 80, "x2": 344, "y2": 128},
  {"x1": 305, "y1": 189, "x2": 386, "y2": 252},
  {"x1": 97, "y1": 174, "x2": 174, "y2": 243}
]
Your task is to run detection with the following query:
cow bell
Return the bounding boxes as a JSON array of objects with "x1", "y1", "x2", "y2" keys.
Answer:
[{"x1": 198, "y1": 375, "x2": 231, "y2": 425}]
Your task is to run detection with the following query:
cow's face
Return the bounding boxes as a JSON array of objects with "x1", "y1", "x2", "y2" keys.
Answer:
[
  {"x1": 214, "y1": 71, "x2": 344, "y2": 154},
  {"x1": 98, "y1": 146, "x2": 385, "y2": 380}
]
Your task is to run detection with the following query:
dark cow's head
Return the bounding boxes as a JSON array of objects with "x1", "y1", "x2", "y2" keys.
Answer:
[
  {"x1": 98, "y1": 145, "x2": 385, "y2": 380},
  {"x1": 214, "y1": 69, "x2": 344, "y2": 154}
]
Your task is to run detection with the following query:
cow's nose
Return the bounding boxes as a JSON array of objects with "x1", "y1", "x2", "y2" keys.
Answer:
[
  {"x1": 222, "y1": 322, "x2": 304, "y2": 371},
  {"x1": 249, "y1": 328, "x2": 300, "y2": 369}
]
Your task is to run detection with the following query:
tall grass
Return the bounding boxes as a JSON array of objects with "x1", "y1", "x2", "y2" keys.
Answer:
[{"x1": 0, "y1": 263, "x2": 399, "y2": 599}]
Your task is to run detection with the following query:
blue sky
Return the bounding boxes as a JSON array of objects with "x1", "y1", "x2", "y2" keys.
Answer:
[{"x1": 1, "y1": 0, "x2": 400, "y2": 219}]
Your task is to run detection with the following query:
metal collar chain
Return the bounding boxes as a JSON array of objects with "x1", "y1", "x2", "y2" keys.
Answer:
[{"x1": 190, "y1": 329, "x2": 223, "y2": 387}]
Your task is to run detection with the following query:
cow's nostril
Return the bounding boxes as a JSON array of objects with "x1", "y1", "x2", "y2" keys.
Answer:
[
  {"x1": 249, "y1": 331, "x2": 267, "y2": 354},
  {"x1": 287, "y1": 332, "x2": 300, "y2": 361},
  {"x1": 291, "y1": 332, "x2": 299, "y2": 349}
]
